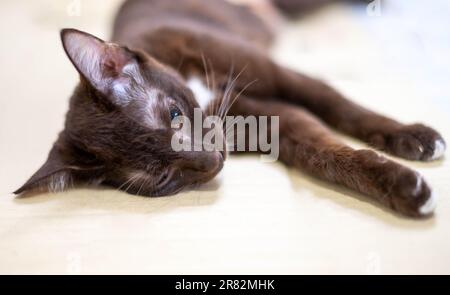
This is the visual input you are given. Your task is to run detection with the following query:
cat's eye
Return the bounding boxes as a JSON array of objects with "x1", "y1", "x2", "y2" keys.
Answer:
[{"x1": 169, "y1": 106, "x2": 182, "y2": 120}]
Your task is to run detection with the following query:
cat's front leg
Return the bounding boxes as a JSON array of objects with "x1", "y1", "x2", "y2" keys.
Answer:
[
  {"x1": 274, "y1": 69, "x2": 446, "y2": 161},
  {"x1": 234, "y1": 97, "x2": 437, "y2": 217}
]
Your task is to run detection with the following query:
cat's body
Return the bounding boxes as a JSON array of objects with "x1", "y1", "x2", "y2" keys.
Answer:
[{"x1": 16, "y1": 0, "x2": 446, "y2": 218}]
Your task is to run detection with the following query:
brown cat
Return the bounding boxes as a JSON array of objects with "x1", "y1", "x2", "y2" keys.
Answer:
[{"x1": 15, "y1": 0, "x2": 446, "y2": 218}]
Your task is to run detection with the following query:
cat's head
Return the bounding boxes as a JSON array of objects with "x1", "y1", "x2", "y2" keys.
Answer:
[{"x1": 15, "y1": 29, "x2": 225, "y2": 196}]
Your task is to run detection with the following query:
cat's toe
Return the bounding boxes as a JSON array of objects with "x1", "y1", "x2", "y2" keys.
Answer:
[
  {"x1": 430, "y1": 138, "x2": 446, "y2": 161},
  {"x1": 385, "y1": 124, "x2": 446, "y2": 161},
  {"x1": 390, "y1": 171, "x2": 436, "y2": 217},
  {"x1": 419, "y1": 190, "x2": 437, "y2": 216}
]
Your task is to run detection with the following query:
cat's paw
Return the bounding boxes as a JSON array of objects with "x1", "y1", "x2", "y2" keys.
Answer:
[
  {"x1": 356, "y1": 149, "x2": 437, "y2": 217},
  {"x1": 388, "y1": 169, "x2": 436, "y2": 217},
  {"x1": 370, "y1": 124, "x2": 446, "y2": 161}
]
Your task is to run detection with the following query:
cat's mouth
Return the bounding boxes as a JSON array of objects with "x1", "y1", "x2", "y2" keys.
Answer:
[
  {"x1": 153, "y1": 152, "x2": 224, "y2": 196},
  {"x1": 120, "y1": 151, "x2": 224, "y2": 197}
]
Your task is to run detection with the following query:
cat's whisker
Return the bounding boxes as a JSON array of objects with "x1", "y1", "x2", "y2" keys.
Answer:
[
  {"x1": 202, "y1": 53, "x2": 222, "y2": 118},
  {"x1": 207, "y1": 58, "x2": 217, "y2": 116},
  {"x1": 216, "y1": 63, "x2": 235, "y2": 119},
  {"x1": 116, "y1": 174, "x2": 139, "y2": 192},
  {"x1": 220, "y1": 83, "x2": 237, "y2": 120},
  {"x1": 218, "y1": 70, "x2": 236, "y2": 118},
  {"x1": 218, "y1": 64, "x2": 248, "y2": 120},
  {"x1": 202, "y1": 55, "x2": 216, "y2": 117},
  {"x1": 208, "y1": 58, "x2": 217, "y2": 93},
  {"x1": 223, "y1": 79, "x2": 258, "y2": 118},
  {"x1": 136, "y1": 175, "x2": 149, "y2": 196},
  {"x1": 201, "y1": 52, "x2": 211, "y2": 93},
  {"x1": 122, "y1": 176, "x2": 138, "y2": 193},
  {"x1": 124, "y1": 174, "x2": 142, "y2": 194},
  {"x1": 135, "y1": 181, "x2": 144, "y2": 196},
  {"x1": 218, "y1": 79, "x2": 235, "y2": 120},
  {"x1": 176, "y1": 55, "x2": 185, "y2": 71}
]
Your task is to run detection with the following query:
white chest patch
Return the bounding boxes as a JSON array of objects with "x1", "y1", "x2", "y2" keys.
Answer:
[{"x1": 187, "y1": 76, "x2": 215, "y2": 110}]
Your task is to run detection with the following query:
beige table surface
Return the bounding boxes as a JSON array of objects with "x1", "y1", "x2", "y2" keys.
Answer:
[{"x1": 1, "y1": 0, "x2": 449, "y2": 274}]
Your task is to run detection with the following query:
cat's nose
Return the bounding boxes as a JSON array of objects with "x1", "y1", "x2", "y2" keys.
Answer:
[
  {"x1": 192, "y1": 151, "x2": 223, "y2": 172},
  {"x1": 179, "y1": 151, "x2": 223, "y2": 173}
]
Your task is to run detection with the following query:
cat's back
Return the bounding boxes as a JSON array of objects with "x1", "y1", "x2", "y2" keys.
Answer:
[{"x1": 112, "y1": 0, "x2": 273, "y2": 49}]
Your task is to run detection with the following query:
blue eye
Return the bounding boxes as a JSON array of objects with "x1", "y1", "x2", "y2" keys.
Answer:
[{"x1": 170, "y1": 106, "x2": 182, "y2": 120}]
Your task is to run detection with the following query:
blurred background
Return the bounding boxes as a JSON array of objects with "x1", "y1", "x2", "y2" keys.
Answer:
[{"x1": 0, "y1": 0, "x2": 449, "y2": 274}]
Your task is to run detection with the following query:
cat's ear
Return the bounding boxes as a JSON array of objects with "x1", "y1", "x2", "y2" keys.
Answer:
[
  {"x1": 14, "y1": 143, "x2": 104, "y2": 195},
  {"x1": 60, "y1": 28, "x2": 142, "y2": 103}
]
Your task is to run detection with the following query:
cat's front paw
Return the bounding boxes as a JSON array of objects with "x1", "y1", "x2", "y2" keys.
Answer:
[
  {"x1": 356, "y1": 150, "x2": 437, "y2": 217},
  {"x1": 387, "y1": 169, "x2": 436, "y2": 217},
  {"x1": 370, "y1": 124, "x2": 446, "y2": 161}
]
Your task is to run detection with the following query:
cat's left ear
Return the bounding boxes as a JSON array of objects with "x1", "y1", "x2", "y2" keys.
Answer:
[
  {"x1": 60, "y1": 28, "x2": 142, "y2": 105},
  {"x1": 14, "y1": 142, "x2": 104, "y2": 195}
]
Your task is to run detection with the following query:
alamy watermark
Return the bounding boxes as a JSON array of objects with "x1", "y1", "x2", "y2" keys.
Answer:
[
  {"x1": 170, "y1": 108, "x2": 279, "y2": 162},
  {"x1": 66, "y1": 251, "x2": 82, "y2": 274},
  {"x1": 367, "y1": 0, "x2": 382, "y2": 17},
  {"x1": 67, "y1": 0, "x2": 81, "y2": 17},
  {"x1": 366, "y1": 251, "x2": 381, "y2": 274}
]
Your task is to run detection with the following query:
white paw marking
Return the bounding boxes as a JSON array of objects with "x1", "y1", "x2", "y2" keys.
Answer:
[
  {"x1": 419, "y1": 191, "x2": 437, "y2": 215},
  {"x1": 413, "y1": 174, "x2": 423, "y2": 196},
  {"x1": 430, "y1": 139, "x2": 446, "y2": 160}
]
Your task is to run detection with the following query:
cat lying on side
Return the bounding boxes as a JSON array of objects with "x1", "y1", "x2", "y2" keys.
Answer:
[{"x1": 16, "y1": 0, "x2": 445, "y2": 218}]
